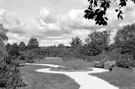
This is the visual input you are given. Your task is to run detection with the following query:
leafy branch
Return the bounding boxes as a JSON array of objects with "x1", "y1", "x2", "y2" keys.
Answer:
[{"x1": 84, "y1": 0, "x2": 135, "y2": 25}]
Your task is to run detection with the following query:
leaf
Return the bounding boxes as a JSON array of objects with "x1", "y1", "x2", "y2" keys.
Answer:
[
  {"x1": 84, "y1": 10, "x2": 90, "y2": 13},
  {"x1": 120, "y1": 15, "x2": 123, "y2": 20},
  {"x1": 115, "y1": 9, "x2": 119, "y2": 12},
  {"x1": 104, "y1": 17, "x2": 108, "y2": 20},
  {"x1": 94, "y1": 0, "x2": 97, "y2": 6}
]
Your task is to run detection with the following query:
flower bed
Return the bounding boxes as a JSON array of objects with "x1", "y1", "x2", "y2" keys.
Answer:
[{"x1": 50, "y1": 66, "x2": 92, "y2": 72}]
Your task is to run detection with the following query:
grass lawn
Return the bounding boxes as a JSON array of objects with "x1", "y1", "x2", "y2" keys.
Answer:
[
  {"x1": 19, "y1": 65, "x2": 80, "y2": 89},
  {"x1": 91, "y1": 68, "x2": 135, "y2": 89},
  {"x1": 18, "y1": 60, "x2": 135, "y2": 89}
]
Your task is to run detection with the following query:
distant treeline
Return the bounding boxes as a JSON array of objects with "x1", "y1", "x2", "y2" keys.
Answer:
[{"x1": 6, "y1": 23, "x2": 135, "y2": 68}]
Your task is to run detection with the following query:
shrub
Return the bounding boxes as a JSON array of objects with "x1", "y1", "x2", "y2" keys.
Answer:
[
  {"x1": 86, "y1": 51, "x2": 111, "y2": 62},
  {"x1": 116, "y1": 60, "x2": 132, "y2": 68},
  {"x1": 0, "y1": 63, "x2": 26, "y2": 89},
  {"x1": 94, "y1": 61, "x2": 104, "y2": 68},
  {"x1": 131, "y1": 60, "x2": 135, "y2": 67},
  {"x1": 115, "y1": 53, "x2": 133, "y2": 68}
]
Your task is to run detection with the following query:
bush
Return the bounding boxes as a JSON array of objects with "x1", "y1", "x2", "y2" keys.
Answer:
[
  {"x1": 131, "y1": 60, "x2": 135, "y2": 67},
  {"x1": 0, "y1": 63, "x2": 26, "y2": 89},
  {"x1": 113, "y1": 53, "x2": 134, "y2": 69},
  {"x1": 86, "y1": 51, "x2": 111, "y2": 62},
  {"x1": 116, "y1": 60, "x2": 132, "y2": 68},
  {"x1": 94, "y1": 61, "x2": 104, "y2": 68}
]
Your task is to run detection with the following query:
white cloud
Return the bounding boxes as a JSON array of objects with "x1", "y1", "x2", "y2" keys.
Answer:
[
  {"x1": 39, "y1": 7, "x2": 57, "y2": 24},
  {"x1": 2, "y1": 1, "x2": 135, "y2": 46},
  {"x1": 0, "y1": 9, "x2": 22, "y2": 28},
  {"x1": 0, "y1": 0, "x2": 4, "y2": 2},
  {"x1": 58, "y1": 9, "x2": 103, "y2": 30}
]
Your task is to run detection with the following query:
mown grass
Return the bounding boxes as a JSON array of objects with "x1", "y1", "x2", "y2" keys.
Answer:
[
  {"x1": 91, "y1": 68, "x2": 135, "y2": 89},
  {"x1": 19, "y1": 65, "x2": 80, "y2": 89},
  {"x1": 19, "y1": 60, "x2": 135, "y2": 89}
]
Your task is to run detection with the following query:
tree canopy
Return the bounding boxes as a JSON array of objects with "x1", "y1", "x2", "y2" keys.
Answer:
[
  {"x1": 27, "y1": 38, "x2": 39, "y2": 50},
  {"x1": 84, "y1": 31, "x2": 110, "y2": 56},
  {"x1": 70, "y1": 36, "x2": 82, "y2": 49},
  {"x1": 86, "y1": 31, "x2": 110, "y2": 47},
  {"x1": 18, "y1": 42, "x2": 26, "y2": 51},
  {"x1": 114, "y1": 23, "x2": 135, "y2": 56},
  {"x1": 84, "y1": 0, "x2": 135, "y2": 25},
  {"x1": 115, "y1": 23, "x2": 135, "y2": 43},
  {"x1": 8, "y1": 43, "x2": 20, "y2": 58}
]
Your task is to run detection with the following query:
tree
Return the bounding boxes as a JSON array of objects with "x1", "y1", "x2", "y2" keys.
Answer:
[
  {"x1": 0, "y1": 24, "x2": 25, "y2": 89},
  {"x1": 84, "y1": 0, "x2": 135, "y2": 25},
  {"x1": 27, "y1": 38, "x2": 39, "y2": 50},
  {"x1": 57, "y1": 44, "x2": 65, "y2": 48},
  {"x1": 6, "y1": 43, "x2": 11, "y2": 51},
  {"x1": 18, "y1": 42, "x2": 26, "y2": 51},
  {"x1": 0, "y1": 24, "x2": 8, "y2": 88},
  {"x1": 7, "y1": 43, "x2": 20, "y2": 63},
  {"x1": 84, "y1": 31, "x2": 110, "y2": 56},
  {"x1": 115, "y1": 23, "x2": 135, "y2": 44},
  {"x1": 8, "y1": 43, "x2": 20, "y2": 58},
  {"x1": 86, "y1": 31, "x2": 110, "y2": 50},
  {"x1": 70, "y1": 36, "x2": 82, "y2": 49},
  {"x1": 114, "y1": 23, "x2": 135, "y2": 56}
]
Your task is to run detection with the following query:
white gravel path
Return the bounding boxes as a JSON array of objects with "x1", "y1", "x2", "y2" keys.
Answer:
[{"x1": 25, "y1": 63, "x2": 119, "y2": 89}]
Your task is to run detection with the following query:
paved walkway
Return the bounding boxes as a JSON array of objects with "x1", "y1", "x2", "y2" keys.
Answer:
[{"x1": 31, "y1": 63, "x2": 119, "y2": 89}]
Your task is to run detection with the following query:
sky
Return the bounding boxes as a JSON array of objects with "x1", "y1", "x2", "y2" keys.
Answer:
[{"x1": 0, "y1": 0, "x2": 135, "y2": 46}]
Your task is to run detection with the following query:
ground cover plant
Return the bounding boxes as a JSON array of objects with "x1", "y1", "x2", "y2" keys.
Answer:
[{"x1": 50, "y1": 66, "x2": 92, "y2": 72}]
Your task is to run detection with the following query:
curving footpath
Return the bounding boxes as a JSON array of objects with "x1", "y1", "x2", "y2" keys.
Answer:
[{"x1": 26, "y1": 63, "x2": 119, "y2": 89}]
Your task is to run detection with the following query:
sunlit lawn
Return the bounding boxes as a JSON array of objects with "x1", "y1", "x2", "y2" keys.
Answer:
[
  {"x1": 91, "y1": 68, "x2": 135, "y2": 89},
  {"x1": 19, "y1": 65, "x2": 80, "y2": 89},
  {"x1": 18, "y1": 60, "x2": 94, "y2": 89},
  {"x1": 19, "y1": 60, "x2": 135, "y2": 89}
]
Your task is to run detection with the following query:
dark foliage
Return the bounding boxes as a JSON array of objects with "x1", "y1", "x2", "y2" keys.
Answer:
[
  {"x1": 83, "y1": 31, "x2": 110, "y2": 56},
  {"x1": 6, "y1": 43, "x2": 11, "y2": 51},
  {"x1": 114, "y1": 23, "x2": 135, "y2": 58},
  {"x1": 18, "y1": 42, "x2": 26, "y2": 51},
  {"x1": 27, "y1": 37, "x2": 39, "y2": 50},
  {"x1": 0, "y1": 63, "x2": 26, "y2": 89},
  {"x1": 8, "y1": 43, "x2": 20, "y2": 59},
  {"x1": 70, "y1": 36, "x2": 82, "y2": 49},
  {"x1": 84, "y1": 0, "x2": 135, "y2": 25},
  {"x1": 57, "y1": 44, "x2": 65, "y2": 48},
  {"x1": 0, "y1": 24, "x2": 25, "y2": 89},
  {"x1": 116, "y1": 56, "x2": 133, "y2": 69}
]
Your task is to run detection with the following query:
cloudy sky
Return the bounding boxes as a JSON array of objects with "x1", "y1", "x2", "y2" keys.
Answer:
[{"x1": 0, "y1": 0, "x2": 135, "y2": 46}]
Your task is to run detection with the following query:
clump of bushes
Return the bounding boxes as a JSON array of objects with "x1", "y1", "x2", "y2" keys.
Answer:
[
  {"x1": 131, "y1": 61, "x2": 135, "y2": 67},
  {"x1": 116, "y1": 60, "x2": 132, "y2": 68},
  {"x1": 0, "y1": 62, "x2": 26, "y2": 89},
  {"x1": 115, "y1": 53, "x2": 134, "y2": 69}
]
